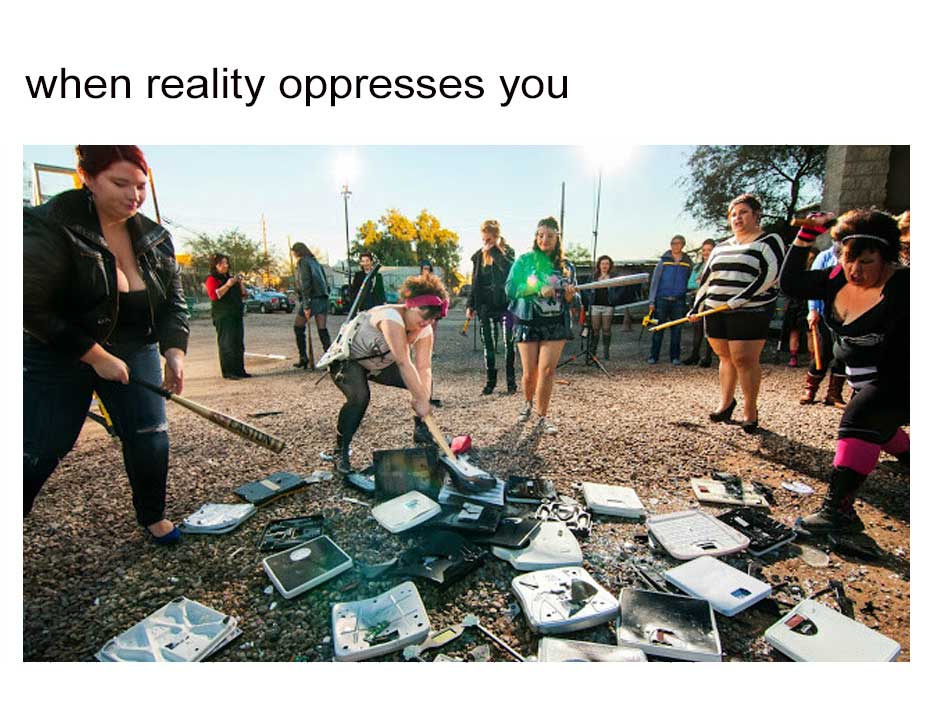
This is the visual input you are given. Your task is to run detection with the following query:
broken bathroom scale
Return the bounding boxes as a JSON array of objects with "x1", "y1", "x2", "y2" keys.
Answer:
[
  {"x1": 505, "y1": 475, "x2": 557, "y2": 504},
  {"x1": 95, "y1": 596, "x2": 240, "y2": 662},
  {"x1": 764, "y1": 598, "x2": 900, "y2": 661},
  {"x1": 537, "y1": 637, "x2": 647, "y2": 662},
  {"x1": 492, "y1": 520, "x2": 583, "y2": 570},
  {"x1": 437, "y1": 473, "x2": 505, "y2": 507},
  {"x1": 262, "y1": 535, "x2": 353, "y2": 599},
  {"x1": 472, "y1": 516, "x2": 541, "y2": 548},
  {"x1": 256, "y1": 514, "x2": 325, "y2": 552},
  {"x1": 371, "y1": 490, "x2": 441, "y2": 533},
  {"x1": 332, "y1": 581, "x2": 431, "y2": 661},
  {"x1": 580, "y1": 482, "x2": 646, "y2": 518},
  {"x1": 233, "y1": 471, "x2": 306, "y2": 506},
  {"x1": 512, "y1": 566, "x2": 618, "y2": 634},
  {"x1": 717, "y1": 507, "x2": 797, "y2": 556},
  {"x1": 664, "y1": 555, "x2": 771, "y2": 616},
  {"x1": 179, "y1": 503, "x2": 257, "y2": 534},
  {"x1": 646, "y1": 510, "x2": 749, "y2": 560},
  {"x1": 616, "y1": 588, "x2": 722, "y2": 662},
  {"x1": 428, "y1": 502, "x2": 502, "y2": 535},
  {"x1": 691, "y1": 477, "x2": 769, "y2": 507}
]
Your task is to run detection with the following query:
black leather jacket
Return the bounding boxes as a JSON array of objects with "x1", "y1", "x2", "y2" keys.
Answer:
[{"x1": 23, "y1": 188, "x2": 190, "y2": 360}]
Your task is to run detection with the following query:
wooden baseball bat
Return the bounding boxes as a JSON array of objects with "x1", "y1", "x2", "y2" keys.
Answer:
[
  {"x1": 306, "y1": 323, "x2": 316, "y2": 367},
  {"x1": 790, "y1": 217, "x2": 837, "y2": 230},
  {"x1": 648, "y1": 304, "x2": 730, "y2": 332},
  {"x1": 131, "y1": 377, "x2": 287, "y2": 453},
  {"x1": 422, "y1": 414, "x2": 458, "y2": 463},
  {"x1": 810, "y1": 323, "x2": 822, "y2": 371},
  {"x1": 460, "y1": 319, "x2": 471, "y2": 336}
]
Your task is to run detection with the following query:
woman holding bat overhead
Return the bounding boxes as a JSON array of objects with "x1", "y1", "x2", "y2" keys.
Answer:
[
  {"x1": 326, "y1": 272, "x2": 449, "y2": 474},
  {"x1": 23, "y1": 145, "x2": 190, "y2": 544}
]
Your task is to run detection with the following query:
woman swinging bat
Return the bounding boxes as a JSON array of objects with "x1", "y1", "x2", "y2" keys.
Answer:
[
  {"x1": 23, "y1": 145, "x2": 190, "y2": 545},
  {"x1": 325, "y1": 272, "x2": 450, "y2": 474}
]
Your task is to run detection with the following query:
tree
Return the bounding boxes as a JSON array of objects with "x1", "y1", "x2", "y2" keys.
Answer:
[
  {"x1": 351, "y1": 208, "x2": 462, "y2": 289},
  {"x1": 186, "y1": 228, "x2": 277, "y2": 284},
  {"x1": 564, "y1": 241, "x2": 592, "y2": 263},
  {"x1": 681, "y1": 146, "x2": 826, "y2": 233}
]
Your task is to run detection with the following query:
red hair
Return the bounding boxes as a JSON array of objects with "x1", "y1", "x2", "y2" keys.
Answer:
[{"x1": 75, "y1": 145, "x2": 148, "y2": 177}]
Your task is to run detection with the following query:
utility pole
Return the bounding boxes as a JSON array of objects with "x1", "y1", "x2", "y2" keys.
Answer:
[
  {"x1": 559, "y1": 181, "x2": 566, "y2": 236},
  {"x1": 261, "y1": 214, "x2": 269, "y2": 287},
  {"x1": 592, "y1": 170, "x2": 602, "y2": 269},
  {"x1": 341, "y1": 183, "x2": 352, "y2": 286}
]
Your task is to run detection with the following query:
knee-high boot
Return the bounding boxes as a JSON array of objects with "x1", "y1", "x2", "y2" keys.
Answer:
[
  {"x1": 602, "y1": 330, "x2": 612, "y2": 360},
  {"x1": 293, "y1": 326, "x2": 308, "y2": 368}
]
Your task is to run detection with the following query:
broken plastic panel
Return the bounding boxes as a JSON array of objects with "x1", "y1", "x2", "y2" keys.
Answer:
[
  {"x1": 472, "y1": 516, "x2": 541, "y2": 549},
  {"x1": 537, "y1": 637, "x2": 648, "y2": 662},
  {"x1": 179, "y1": 503, "x2": 257, "y2": 534},
  {"x1": 357, "y1": 531, "x2": 486, "y2": 588},
  {"x1": 512, "y1": 567, "x2": 618, "y2": 634},
  {"x1": 373, "y1": 447, "x2": 446, "y2": 501},
  {"x1": 233, "y1": 471, "x2": 307, "y2": 506},
  {"x1": 256, "y1": 515, "x2": 326, "y2": 552},
  {"x1": 262, "y1": 535, "x2": 353, "y2": 599},
  {"x1": 764, "y1": 599, "x2": 900, "y2": 661},
  {"x1": 646, "y1": 510, "x2": 750, "y2": 560},
  {"x1": 428, "y1": 502, "x2": 503, "y2": 535},
  {"x1": 616, "y1": 588, "x2": 722, "y2": 662},
  {"x1": 664, "y1": 556, "x2": 771, "y2": 617},
  {"x1": 332, "y1": 581, "x2": 431, "y2": 662},
  {"x1": 492, "y1": 521, "x2": 583, "y2": 571},
  {"x1": 437, "y1": 473, "x2": 505, "y2": 508},
  {"x1": 371, "y1": 491, "x2": 442, "y2": 533},
  {"x1": 439, "y1": 455, "x2": 498, "y2": 494},
  {"x1": 717, "y1": 507, "x2": 797, "y2": 557},
  {"x1": 535, "y1": 500, "x2": 592, "y2": 538},
  {"x1": 691, "y1": 478, "x2": 769, "y2": 507},
  {"x1": 505, "y1": 475, "x2": 557, "y2": 504},
  {"x1": 580, "y1": 482, "x2": 646, "y2": 519},
  {"x1": 96, "y1": 597, "x2": 240, "y2": 662}
]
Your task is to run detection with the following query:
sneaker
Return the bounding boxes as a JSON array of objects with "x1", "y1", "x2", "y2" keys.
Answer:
[
  {"x1": 671, "y1": 358, "x2": 681, "y2": 366},
  {"x1": 539, "y1": 417, "x2": 558, "y2": 435},
  {"x1": 517, "y1": 402, "x2": 533, "y2": 421},
  {"x1": 646, "y1": 357, "x2": 658, "y2": 365}
]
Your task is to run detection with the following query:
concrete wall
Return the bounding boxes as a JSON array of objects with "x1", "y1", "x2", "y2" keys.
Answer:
[{"x1": 822, "y1": 145, "x2": 908, "y2": 214}]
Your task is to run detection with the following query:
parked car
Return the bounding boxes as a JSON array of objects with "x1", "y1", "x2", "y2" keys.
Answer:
[
  {"x1": 245, "y1": 288, "x2": 292, "y2": 313},
  {"x1": 384, "y1": 288, "x2": 400, "y2": 304},
  {"x1": 328, "y1": 284, "x2": 351, "y2": 315}
]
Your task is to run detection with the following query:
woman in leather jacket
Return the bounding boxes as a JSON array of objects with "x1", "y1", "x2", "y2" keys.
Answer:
[
  {"x1": 23, "y1": 145, "x2": 190, "y2": 544},
  {"x1": 466, "y1": 220, "x2": 516, "y2": 394}
]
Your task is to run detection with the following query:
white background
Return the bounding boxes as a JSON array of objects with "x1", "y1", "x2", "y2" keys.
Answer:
[{"x1": 4, "y1": 0, "x2": 929, "y2": 695}]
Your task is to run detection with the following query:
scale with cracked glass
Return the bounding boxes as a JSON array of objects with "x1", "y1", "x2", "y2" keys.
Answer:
[
  {"x1": 616, "y1": 588, "x2": 722, "y2": 662},
  {"x1": 332, "y1": 581, "x2": 431, "y2": 661},
  {"x1": 664, "y1": 556, "x2": 771, "y2": 617},
  {"x1": 512, "y1": 566, "x2": 618, "y2": 634},
  {"x1": 537, "y1": 637, "x2": 648, "y2": 662},
  {"x1": 764, "y1": 599, "x2": 900, "y2": 661},
  {"x1": 179, "y1": 503, "x2": 257, "y2": 534},
  {"x1": 95, "y1": 597, "x2": 240, "y2": 662},
  {"x1": 437, "y1": 473, "x2": 505, "y2": 508},
  {"x1": 262, "y1": 535, "x2": 353, "y2": 599},
  {"x1": 492, "y1": 521, "x2": 583, "y2": 570},
  {"x1": 580, "y1": 482, "x2": 646, "y2": 519}
]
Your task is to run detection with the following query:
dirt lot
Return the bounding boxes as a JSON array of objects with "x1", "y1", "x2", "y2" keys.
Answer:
[{"x1": 22, "y1": 307, "x2": 910, "y2": 661}]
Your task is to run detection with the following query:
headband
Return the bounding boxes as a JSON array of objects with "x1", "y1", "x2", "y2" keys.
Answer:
[
  {"x1": 842, "y1": 234, "x2": 892, "y2": 246},
  {"x1": 406, "y1": 294, "x2": 449, "y2": 318}
]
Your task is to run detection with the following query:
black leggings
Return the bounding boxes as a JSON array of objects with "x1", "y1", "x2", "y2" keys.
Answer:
[
  {"x1": 479, "y1": 314, "x2": 516, "y2": 382},
  {"x1": 838, "y1": 380, "x2": 909, "y2": 444},
  {"x1": 330, "y1": 361, "x2": 406, "y2": 446}
]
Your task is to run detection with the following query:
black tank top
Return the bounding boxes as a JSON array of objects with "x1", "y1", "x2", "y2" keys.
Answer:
[{"x1": 109, "y1": 289, "x2": 154, "y2": 345}]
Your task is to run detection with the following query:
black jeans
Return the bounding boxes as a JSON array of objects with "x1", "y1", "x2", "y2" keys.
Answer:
[
  {"x1": 213, "y1": 313, "x2": 246, "y2": 377},
  {"x1": 23, "y1": 339, "x2": 170, "y2": 526},
  {"x1": 330, "y1": 361, "x2": 406, "y2": 447},
  {"x1": 651, "y1": 297, "x2": 687, "y2": 361},
  {"x1": 479, "y1": 313, "x2": 516, "y2": 384}
]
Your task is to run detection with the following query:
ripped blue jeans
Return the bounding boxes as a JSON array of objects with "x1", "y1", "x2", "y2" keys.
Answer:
[{"x1": 23, "y1": 338, "x2": 170, "y2": 526}]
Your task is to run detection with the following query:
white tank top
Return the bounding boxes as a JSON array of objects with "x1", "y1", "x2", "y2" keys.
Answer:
[{"x1": 349, "y1": 305, "x2": 432, "y2": 371}]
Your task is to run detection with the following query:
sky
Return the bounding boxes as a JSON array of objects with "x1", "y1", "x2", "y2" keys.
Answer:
[{"x1": 23, "y1": 145, "x2": 715, "y2": 273}]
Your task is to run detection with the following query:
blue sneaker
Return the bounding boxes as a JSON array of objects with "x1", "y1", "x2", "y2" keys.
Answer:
[
  {"x1": 646, "y1": 357, "x2": 658, "y2": 365},
  {"x1": 672, "y1": 358, "x2": 682, "y2": 366}
]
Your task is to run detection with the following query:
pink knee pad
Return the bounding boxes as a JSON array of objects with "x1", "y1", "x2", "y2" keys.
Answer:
[
  {"x1": 881, "y1": 428, "x2": 909, "y2": 456},
  {"x1": 834, "y1": 437, "x2": 881, "y2": 476}
]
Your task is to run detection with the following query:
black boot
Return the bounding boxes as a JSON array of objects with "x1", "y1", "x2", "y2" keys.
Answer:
[
  {"x1": 413, "y1": 417, "x2": 434, "y2": 446},
  {"x1": 588, "y1": 330, "x2": 599, "y2": 359},
  {"x1": 332, "y1": 434, "x2": 352, "y2": 474},
  {"x1": 505, "y1": 370, "x2": 517, "y2": 394},
  {"x1": 318, "y1": 326, "x2": 332, "y2": 352},
  {"x1": 799, "y1": 467, "x2": 868, "y2": 534},
  {"x1": 602, "y1": 331, "x2": 612, "y2": 360},
  {"x1": 293, "y1": 326, "x2": 309, "y2": 368},
  {"x1": 482, "y1": 369, "x2": 497, "y2": 395}
]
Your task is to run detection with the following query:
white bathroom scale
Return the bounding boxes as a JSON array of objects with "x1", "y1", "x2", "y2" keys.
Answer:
[
  {"x1": 511, "y1": 567, "x2": 618, "y2": 634},
  {"x1": 537, "y1": 637, "x2": 647, "y2": 662},
  {"x1": 646, "y1": 510, "x2": 749, "y2": 560},
  {"x1": 371, "y1": 491, "x2": 441, "y2": 533},
  {"x1": 332, "y1": 581, "x2": 431, "y2": 662},
  {"x1": 664, "y1": 555, "x2": 771, "y2": 617},
  {"x1": 492, "y1": 521, "x2": 583, "y2": 571},
  {"x1": 262, "y1": 535, "x2": 353, "y2": 599},
  {"x1": 580, "y1": 482, "x2": 645, "y2": 518}
]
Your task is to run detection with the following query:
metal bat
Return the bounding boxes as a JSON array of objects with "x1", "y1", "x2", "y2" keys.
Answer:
[
  {"x1": 131, "y1": 377, "x2": 286, "y2": 453},
  {"x1": 575, "y1": 273, "x2": 649, "y2": 291}
]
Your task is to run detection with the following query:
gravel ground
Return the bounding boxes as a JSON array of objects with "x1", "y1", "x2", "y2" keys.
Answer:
[{"x1": 23, "y1": 306, "x2": 910, "y2": 661}]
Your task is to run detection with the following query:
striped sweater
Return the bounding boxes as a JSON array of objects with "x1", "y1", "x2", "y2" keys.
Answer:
[{"x1": 690, "y1": 232, "x2": 785, "y2": 313}]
